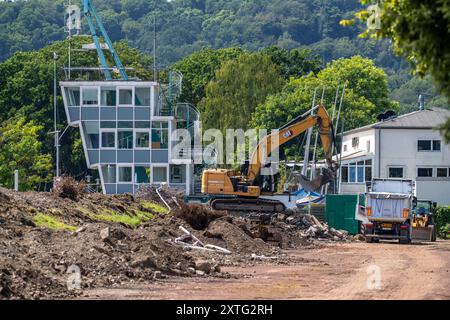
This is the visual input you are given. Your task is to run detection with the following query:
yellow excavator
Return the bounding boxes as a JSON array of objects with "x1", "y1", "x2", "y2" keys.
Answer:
[{"x1": 201, "y1": 104, "x2": 338, "y2": 212}]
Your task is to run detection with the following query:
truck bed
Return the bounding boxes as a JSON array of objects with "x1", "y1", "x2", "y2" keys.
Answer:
[{"x1": 366, "y1": 192, "x2": 411, "y2": 222}]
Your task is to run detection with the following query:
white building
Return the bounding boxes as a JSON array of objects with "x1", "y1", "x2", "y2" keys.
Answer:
[
  {"x1": 339, "y1": 107, "x2": 450, "y2": 205},
  {"x1": 60, "y1": 79, "x2": 199, "y2": 195}
]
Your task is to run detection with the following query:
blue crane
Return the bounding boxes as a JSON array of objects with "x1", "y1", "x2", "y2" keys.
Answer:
[{"x1": 83, "y1": 0, "x2": 128, "y2": 80}]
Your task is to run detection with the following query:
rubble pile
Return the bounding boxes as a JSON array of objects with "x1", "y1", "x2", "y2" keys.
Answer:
[
  {"x1": 0, "y1": 188, "x2": 277, "y2": 299},
  {"x1": 0, "y1": 186, "x2": 358, "y2": 300},
  {"x1": 284, "y1": 213, "x2": 350, "y2": 241}
]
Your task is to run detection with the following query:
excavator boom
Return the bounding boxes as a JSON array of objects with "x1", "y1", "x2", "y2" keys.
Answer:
[{"x1": 247, "y1": 104, "x2": 336, "y2": 189}]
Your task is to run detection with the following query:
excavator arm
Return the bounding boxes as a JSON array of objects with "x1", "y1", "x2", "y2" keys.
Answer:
[{"x1": 247, "y1": 104, "x2": 336, "y2": 190}]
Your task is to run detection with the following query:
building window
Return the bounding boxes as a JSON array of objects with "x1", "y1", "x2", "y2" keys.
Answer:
[
  {"x1": 152, "y1": 122, "x2": 169, "y2": 149},
  {"x1": 418, "y1": 140, "x2": 441, "y2": 151},
  {"x1": 65, "y1": 87, "x2": 80, "y2": 106},
  {"x1": 101, "y1": 121, "x2": 116, "y2": 129},
  {"x1": 135, "y1": 131, "x2": 150, "y2": 149},
  {"x1": 417, "y1": 168, "x2": 433, "y2": 177},
  {"x1": 365, "y1": 160, "x2": 372, "y2": 181},
  {"x1": 341, "y1": 160, "x2": 372, "y2": 183},
  {"x1": 82, "y1": 121, "x2": 99, "y2": 149},
  {"x1": 118, "y1": 121, "x2": 133, "y2": 129},
  {"x1": 437, "y1": 168, "x2": 449, "y2": 178},
  {"x1": 118, "y1": 88, "x2": 133, "y2": 106},
  {"x1": 341, "y1": 166, "x2": 349, "y2": 183},
  {"x1": 343, "y1": 144, "x2": 348, "y2": 152},
  {"x1": 153, "y1": 167, "x2": 168, "y2": 183},
  {"x1": 82, "y1": 88, "x2": 98, "y2": 106},
  {"x1": 135, "y1": 121, "x2": 151, "y2": 129},
  {"x1": 367, "y1": 140, "x2": 371, "y2": 152},
  {"x1": 170, "y1": 165, "x2": 185, "y2": 184},
  {"x1": 135, "y1": 166, "x2": 151, "y2": 184},
  {"x1": 118, "y1": 166, "x2": 133, "y2": 183},
  {"x1": 357, "y1": 161, "x2": 364, "y2": 183},
  {"x1": 102, "y1": 165, "x2": 116, "y2": 183},
  {"x1": 352, "y1": 137, "x2": 359, "y2": 148},
  {"x1": 389, "y1": 167, "x2": 404, "y2": 178},
  {"x1": 101, "y1": 88, "x2": 116, "y2": 106},
  {"x1": 433, "y1": 140, "x2": 441, "y2": 151},
  {"x1": 349, "y1": 163, "x2": 356, "y2": 182},
  {"x1": 118, "y1": 130, "x2": 133, "y2": 149},
  {"x1": 135, "y1": 87, "x2": 151, "y2": 107},
  {"x1": 101, "y1": 130, "x2": 116, "y2": 149}
]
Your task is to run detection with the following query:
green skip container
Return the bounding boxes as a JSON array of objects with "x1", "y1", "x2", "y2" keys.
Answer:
[{"x1": 325, "y1": 194, "x2": 364, "y2": 235}]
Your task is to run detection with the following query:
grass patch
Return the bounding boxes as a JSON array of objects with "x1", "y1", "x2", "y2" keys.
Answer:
[
  {"x1": 77, "y1": 206, "x2": 95, "y2": 217},
  {"x1": 141, "y1": 201, "x2": 169, "y2": 214},
  {"x1": 33, "y1": 213, "x2": 77, "y2": 232},
  {"x1": 94, "y1": 208, "x2": 147, "y2": 228},
  {"x1": 77, "y1": 206, "x2": 157, "y2": 229},
  {"x1": 133, "y1": 209, "x2": 155, "y2": 222}
]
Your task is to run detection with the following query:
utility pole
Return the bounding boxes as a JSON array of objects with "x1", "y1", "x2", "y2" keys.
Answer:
[
  {"x1": 53, "y1": 52, "x2": 60, "y2": 178},
  {"x1": 14, "y1": 170, "x2": 19, "y2": 192},
  {"x1": 153, "y1": 15, "x2": 157, "y2": 82},
  {"x1": 68, "y1": 0, "x2": 72, "y2": 80}
]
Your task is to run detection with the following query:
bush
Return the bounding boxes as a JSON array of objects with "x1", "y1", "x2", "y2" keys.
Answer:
[
  {"x1": 52, "y1": 176, "x2": 86, "y2": 201},
  {"x1": 435, "y1": 206, "x2": 450, "y2": 235},
  {"x1": 175, "y1": 203, "x2": 226, "y2": 230}
]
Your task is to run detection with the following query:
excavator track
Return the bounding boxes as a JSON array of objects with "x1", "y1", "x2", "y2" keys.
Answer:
[{"x1": 210, "y1": 198, "x2": 286, "y2": 213}]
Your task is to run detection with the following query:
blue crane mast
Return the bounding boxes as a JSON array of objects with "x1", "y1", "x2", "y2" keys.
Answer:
[{"x1": 83, "y1": 0, "x2": 128, "y2": 80}]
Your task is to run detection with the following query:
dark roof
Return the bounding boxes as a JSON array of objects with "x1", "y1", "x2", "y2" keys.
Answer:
[{"x1": 345, "y1": 107, "x2": 450, "y2": 134}]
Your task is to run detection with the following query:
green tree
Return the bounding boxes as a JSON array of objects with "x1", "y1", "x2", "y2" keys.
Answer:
[
  {"x1": 0, "y1": 117, "x2": 52, "y2": 190},
  {"x1": 252, "y1": 56, "x2": 397, "y2": 133},
  {"x1": 317, "y1": 56, "x2": 396, "y2": 116},
  {"x1": 260, "y1": 46, "x2": 323, "y2": 80},
  {"x1": 344, "y1": 0, "x2": 450, "y2": 141},
  {"x1": 172, "y1": 47, "x2": 245, "y2": 106},
  {"x1": 199, "y1": 53, "x2": 283, "y2": 132}
]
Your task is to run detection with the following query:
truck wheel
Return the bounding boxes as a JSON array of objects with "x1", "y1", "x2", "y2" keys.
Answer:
[
  {"x1": 399, "y1": 229, "x2": 410, "y2": 244},
  {"x1": 431, "y1": 226, "x2": 437, "y2": 242}
]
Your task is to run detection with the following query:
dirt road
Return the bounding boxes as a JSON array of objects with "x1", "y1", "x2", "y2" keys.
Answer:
[{"x1": 85, "y1": 240, "x2": 450, "y2": 300}]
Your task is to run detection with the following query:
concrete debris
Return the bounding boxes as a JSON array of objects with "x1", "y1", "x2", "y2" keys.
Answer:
[
  {"x1": 194, "y1": 260, "x2": 214, "y2": 274},
  {"x1": 153, "y1": 271, "x2": 163, "y2": 280},
  {"x1": 279, "y1": 212, "x2": 351, "y2": 241},
  {"x1": 100, "y1": 227, "x2": 110, "y2": 241},
  {"x1": 172, "y1": 225, "x2": 232, "y2": 255},
  {"x1": 195, "y1": 270, "x2": 206, "y2": 276},
  {"x1": 250, "y1": 254, "x2": 278, "y2": 261}
]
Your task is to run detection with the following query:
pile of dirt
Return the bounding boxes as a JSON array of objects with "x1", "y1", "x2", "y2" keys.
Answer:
[
  {"x1": 0, "y1": 184, "x2": 357, "y2": 300},
  {"x1": 136, "y1": 184, "x2": 184, "y2": 208},
  {"x1": 204, "y1": 218, "x2": 273, "y2": 255},
  {"x1": 0, "y1": 187, "x2": 281, "y2": 299},
  {"x1": 175, "y1": 203, "x2": 226, "y2": 230}
]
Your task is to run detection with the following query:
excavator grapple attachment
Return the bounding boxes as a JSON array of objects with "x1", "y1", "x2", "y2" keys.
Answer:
[{"x1": 298, "y1": 168, "x2": 336, "y2": 192}]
